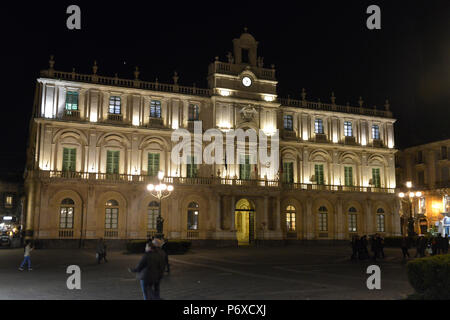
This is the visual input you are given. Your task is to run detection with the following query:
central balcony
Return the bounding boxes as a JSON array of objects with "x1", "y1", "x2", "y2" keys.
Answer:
[{"x1": 35, "y1": 170, "x2": 395, "y2": 194}]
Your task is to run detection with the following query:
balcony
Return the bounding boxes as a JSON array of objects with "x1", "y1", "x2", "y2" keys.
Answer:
[
  {"x1": 282, "y1": 130, "x2": 297, "y2": 140},
  {"x1": 372, "y1": 139, "x2": 383, "y2": 148},
  {"x1": 63, "y1": 109, "x2": 80, "y2": 120},
  {"x1": 344, "y1": 136, "x2": 356, "y2": 145},
  {"x1": 148, "y1": 117, "x2": 164, "y2": 128},
  {"x1": 35, "y1": 170, "x2": 396, "y2": 194},
  {"x1": 59, "y1": 229, "x2": 74, "y2": 238},
  {"x1": 107, "y1": 113, "x2": 123, "y2": 122},
  {"x1": 315, "y1": 133, "x2": 328, "y2": 143}
]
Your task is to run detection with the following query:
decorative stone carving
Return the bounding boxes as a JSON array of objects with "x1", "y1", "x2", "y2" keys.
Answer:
[{"x1": 239, "y1": 105, "x2": 257, "y2": 122}]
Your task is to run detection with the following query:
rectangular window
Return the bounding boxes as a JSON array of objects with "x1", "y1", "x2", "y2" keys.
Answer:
[
  {"x1": 417, "y1": 150, "x2": 423, "y2": 163},
  {"x1": 344, "y1": 166, "x2": 353, "y2": 186},
  {"x1": 5, "y1": 196, "x2": 13, "y2": 207},
  {"x1": 239, "y1": 155, "x2": 251, "y2": 180},
  {"x1": 147, "y1": 208, "x2": 158, "y2": 230},
  {"x1": 188, "y1": 104, "x2": 199, "y2": 121},
  {"x1": 60, "y1": 207, "x2": 74, "y2": 229},
  {"x1": 442, "y1": 146, "x2": 448, "y2": 160},
  {"x1": 241, "y1": 48, "x2": 249, "y2": 63},
  {"x1": 150, "y1": 100, "x2": 161, "y2": 118},
  {"x1": 319, "y1": 213, "x2": 328, "y2": 232},
  {"x1": 315, "y1": 119, "x2": 324, "y2": 134},
  {"x1": 65, "y1": 91, "x2": 79, "y2": 111},
  {"x1": 372, "y1": 168, "x2": 381, "y2": 188},
  {"x1": 376, "y1": 214, "x2": 385, "y2": 232},
  {"x1": 109, "y1": 96, "x2": 121, "y2": 114},
  {"x1": 372, "y1": 125, "x2": 380, "y2": 140},
  {"x1": 62, "y1": 148, "x2": 76, "y2": 172},
  {"x1": 187, "y1": 210, "x2": 199, "y2": 230},
  {"x1": 187, "y1": 156, "x2": 198, "y2": 178},
  {"x1": 286, "y1": 213, "x2": 296, "y2": 232},
  {"x1": 284, "y1": 115, "x2": 293, "y2": 131},
  {"x1": 315, "y1": 164, "x2": 324, "y2": 185},
  {"x1": 106, "y1": 150, "x2": 120, "y2": 174},
  {"x1": 418, "y1": 197, "x2": 426, "y2": 214},
  {"x1": 105, "y1": 208, "x2": 118, "y2": 229},
  {"x1": 147, "y1": 153, "x2": 160, "y2": 177},
  {"x1": 348, "y1": 214, "x2": 357, "y2": 232},
  {"x1": 344, "y1": 121, "x2": 353, "y2": 137},
  {"x1": 283, "y1": 162, "x2": 294, "y2": 183}
]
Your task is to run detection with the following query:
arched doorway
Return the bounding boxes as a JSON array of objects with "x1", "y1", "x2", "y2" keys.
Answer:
[{"x1": 235, "y1": 198, "x2": 256, "y2": 245}]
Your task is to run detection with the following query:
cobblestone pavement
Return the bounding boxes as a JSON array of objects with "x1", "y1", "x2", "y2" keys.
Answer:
[{"x1": 0, "y1": 245, "x2": 414, "y2": 300}]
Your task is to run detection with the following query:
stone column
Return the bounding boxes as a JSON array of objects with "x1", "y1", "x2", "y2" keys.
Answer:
[
  {"x1": 336, "y1": 198, "x2": 344, "y2": 239},
  {"x1": 216, "y1": 195, "x2": 222, "y2": 231},
  {"x1": 25, "y1": 178, "x2": 35, "y2": 239},
  {"x1": 230, "y1": 196, "x2": 235, "y2": 231},
  {"x1": 264, "y1": 196, "x2": 268, "y2": 227},
  {"x1": 365, "y1": 199, "x2": 372, "y2": 234},
  {"x1": 306, "y1": 198, "x2": 313, "y2": 239},
  {"x1": 275, "y1": 196, "x2": 281, "y2": 231}
]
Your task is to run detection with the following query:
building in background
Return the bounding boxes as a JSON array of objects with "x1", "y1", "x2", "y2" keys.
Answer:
[
  {"x1": 0, "y1": 172, "x2": 24, "y2": 240},
  {"x1": 24, "y1": 32, "x2": 400, "y2": 247},
  {"x1": 396, "y1": 139, "x2": 450, "y2": 235}
]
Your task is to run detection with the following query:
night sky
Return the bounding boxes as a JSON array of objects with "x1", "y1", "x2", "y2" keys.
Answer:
[{"x1": 1, "y1": 0, "x2": 449, "y2": 177}]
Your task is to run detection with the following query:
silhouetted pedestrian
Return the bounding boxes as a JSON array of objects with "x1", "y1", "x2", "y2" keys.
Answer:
[
  {"x1": 401, "y1": 236, "x2": 410, "y2": 259},
  {"x1": 443, "y1": 235, "x2": 449, "y2": 254},
  {"x1": 96, "y1": 238, "x2": 108, "y2": 263},
  {"x1": 19, "y1": 241, "x2": 33, "y2": 271},
  {"x1": 350, "y1": 235, "x2": 358, "y2": 260}
]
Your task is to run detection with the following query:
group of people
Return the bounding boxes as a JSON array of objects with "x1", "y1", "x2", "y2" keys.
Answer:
[
  {"x1": 401, "y1": 234, "x2": 449, "y2": 259},
  {"x1": 128, "y1": 237, "x2": 170, "y2": 300},
  {"x1": 350, "y1": 234, "x2": 385, "y2": 261}
]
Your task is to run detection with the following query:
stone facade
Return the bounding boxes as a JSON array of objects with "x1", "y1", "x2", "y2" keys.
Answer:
[
  {"x1": 396, "y1": 139, "x2": 450, "y2": 235},
  {"x1": 25, "y1": 32, "x2": 400, "y2": 247}
]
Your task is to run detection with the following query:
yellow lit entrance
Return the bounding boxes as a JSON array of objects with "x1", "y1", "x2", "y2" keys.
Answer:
[{"x1": 235, "y1": 198, "x2": 255, "y2": 246}]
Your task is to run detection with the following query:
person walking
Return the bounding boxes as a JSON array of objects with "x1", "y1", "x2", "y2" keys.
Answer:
[
  {"x1": 129, "y1": 241, "x2": 166, "y2": 300},
  {"x1": 161, "y1": 237, "x2": 170, "y2": 273},
  {"x1": 19, "y1": 241, "x2": 33, "y2": 271},
  {"x1": 370, "y1": 235, "x2": 379, "y2": 261},
  {"x1": 414, "y1": 236, "x2": 421, "y2": 258},
  {"x1": 401, "y1": 236, "x2": 410, "y2": 259},
  {"x1": 96, "y1": 238, "x2": 108, "y2": 263},
  {"x1": 431, "y1": 237, "x2": 438, "y2": 255},
  {"x1": 361, "y1": 235, "x2": 369, "y2": 260},
  {"x1": 378, "y1": 235, "x2": 385, "y2": 258}
]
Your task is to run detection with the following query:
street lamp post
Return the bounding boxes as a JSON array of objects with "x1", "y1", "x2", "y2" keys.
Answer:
[
  {"x1": 147, "y1": 171, "x2": 174, "y2": 239},
  {"x1": 398, "y1": 181, "x2": 422, "y2": 237}
]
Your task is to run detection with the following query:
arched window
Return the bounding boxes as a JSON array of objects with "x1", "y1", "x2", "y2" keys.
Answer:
[
  {"x1": 187, "y1": 202, "x2": 199, "y2": 230},
  {"x1": 286, "y1": 205, "x2": 296, "y2": 232},
  {"x1": 376, "y1": 208, "x2": 385, "y2": 232},
  {"x1": 60, "y1": 198, "x2": 74, "y2": 229},
  {"x1": 318, "y1": 206, "x2": 328, "y2": 232},
  {"x1": 148, "y1": 201, "x2": 160, "y2": 230},
  {"x1": 348, "y1": 207, "x2": 357, "y2": 232},
  {"x1": 188, "y1": 104, "x2": 199, "y2": 121},
  {"x1": 105, "y1": 199, "x2": 119, "y2": 230}
]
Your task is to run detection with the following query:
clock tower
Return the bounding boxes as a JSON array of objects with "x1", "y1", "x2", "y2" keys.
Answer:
[{"x1": 207, "y1": 30, "x2": 278, "y2": 103}]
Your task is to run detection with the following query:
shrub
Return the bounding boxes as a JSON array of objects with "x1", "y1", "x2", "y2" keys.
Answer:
[
  {"x1": 126, "y1": 239, "x2": 191, "y2": 255},
  {"x1": 406, "y1": 254, "x2": 450, "y2": 300}
]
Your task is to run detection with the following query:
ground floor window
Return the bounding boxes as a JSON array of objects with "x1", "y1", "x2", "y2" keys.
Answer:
[
  {"x1": 286, "y1": 205, "x2": 296, "y2": 232},
  {"x1": 60, "y1": 198, "x2": 74, "y2": 229},
  {"x1": 187, "y1": 202, "x2": 199, "y2": 230},
  {"x1": 105, "y1": 200, "x2": 119, "y2": 229},
  {"x1": 148, "y1": 201, "x2": 159, "y2": 230},
  {"x1": 376, "y1": 208, "x2": 385, "y2": 232},
  {"x1": 318, "y1": 206, "x2": 328, "y2": 231}
]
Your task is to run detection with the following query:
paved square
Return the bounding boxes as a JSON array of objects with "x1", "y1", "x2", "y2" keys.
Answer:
[{"x1": 0, "y1": 245, "x2": 414, "y2": 300}]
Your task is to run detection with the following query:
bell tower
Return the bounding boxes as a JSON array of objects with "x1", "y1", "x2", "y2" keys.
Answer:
[{"x1": 207, "y1": 29, "x2": 278, "y2": 102}]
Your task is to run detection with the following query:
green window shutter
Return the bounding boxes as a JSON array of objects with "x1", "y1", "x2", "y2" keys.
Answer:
[
  {"x1": 107, "y1": 151, "x2": 120, "y2": 174},
  {"x1": 372, "y1": 168, "x2": 381, "y2": 188},
  {"x1": 62, "y1": 148, "x2": 76, "y2": 171},
  {"x1": 65, "y1": 91, "x2": 79, "y2": 111},
  {"x1": 239, "y1": 155, "x2": 251, "y2": 180},
  {"x1": 148, "y1": 153, "x2": 160, "y2": 177},
  {"x1": 187, "y1": 156, "x2": 197, "y2": 178},
  {"x1": 283, "y1": 162, "x2": 294, "y2": 183},
  {"x1": 315, "y1": 164, "x2": 324, "y2": 185},
  {"x1": 344, "y1": 167, "x2": 353, "y2": 186}
]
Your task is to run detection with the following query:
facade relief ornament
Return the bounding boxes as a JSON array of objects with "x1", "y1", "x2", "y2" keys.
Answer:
[{"x1": 239, "y1": 104, "x2": 258, "y2": 123}]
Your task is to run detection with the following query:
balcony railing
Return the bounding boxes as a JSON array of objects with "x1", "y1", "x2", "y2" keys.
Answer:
[
  {"x1": 187, "y1": 230, "x2": 200, "y2": 239},
  {"x1": 59, "y1": 229, "x2": 74, "y2": 238},
  {"x1": 35, "y1": 170, "x2": 395, "y2": 193},
  {"x1": 63, "y1": 109, "x2": 80, "y2": 120},
  {"x1": 149, "y1": 117, "x2": 164, "y2": 127},
  {"x1": 107, "y1": 113, "x2": 123, "y2": 122},
  {"x1": 315, "y1": 133, "x2": 328, "y2": 143},
  {"x1": 282, "y1": 130, "x2": 297, "y2": 140},
  {"x1": 104, "y1": 230, "x2": 118, "y2": 238}
]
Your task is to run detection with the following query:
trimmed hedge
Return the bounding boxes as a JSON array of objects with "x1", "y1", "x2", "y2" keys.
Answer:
[
  {"x1": 126, "y1": 240, "x2": 191, "y2": 255},
  {"x1": 406, "y1": 254, "x2": 450, "y2": 300}
]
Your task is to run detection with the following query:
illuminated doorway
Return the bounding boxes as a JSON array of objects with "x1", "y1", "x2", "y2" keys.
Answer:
[{"x1": 235, "y1": 198, "x2": 256, "y2": 245}]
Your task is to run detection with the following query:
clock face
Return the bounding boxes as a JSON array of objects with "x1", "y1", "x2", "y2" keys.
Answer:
[{"x1": 242, "y1": 76, "x2": 252, "y2": 87}]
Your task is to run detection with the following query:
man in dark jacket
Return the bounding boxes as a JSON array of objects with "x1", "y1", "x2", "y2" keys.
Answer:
[
  {"x1": 161, "y1": 238, "x2": 170, "y2": 273},
  {"x1": 96, "y1": 238, "x2": 107, "y2": 263},
  {"x1": 129, "y1": 241, "x2": 166, "y2": 300}
]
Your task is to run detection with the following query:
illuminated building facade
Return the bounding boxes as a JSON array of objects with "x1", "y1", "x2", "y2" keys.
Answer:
[
  {"x1": 396, "y1": 139, "x2": 450, "y2": 235},
  {"x1": 25, "y1": 32, "x2": 400, "y2": 247}
]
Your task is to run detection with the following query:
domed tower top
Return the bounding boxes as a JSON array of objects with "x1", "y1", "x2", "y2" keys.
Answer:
[{"x1": 233, "y1": 27, "x2": 259, "y2": 66}]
